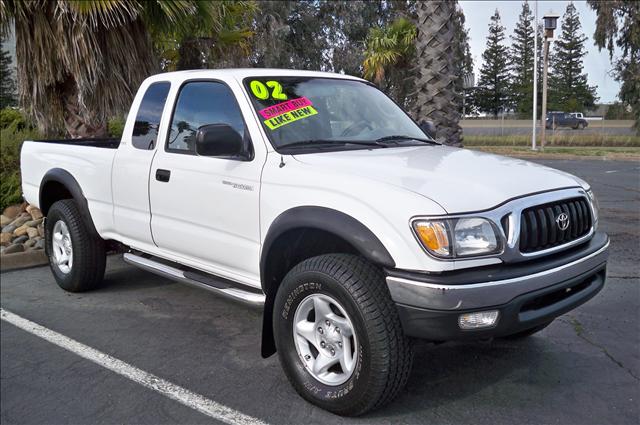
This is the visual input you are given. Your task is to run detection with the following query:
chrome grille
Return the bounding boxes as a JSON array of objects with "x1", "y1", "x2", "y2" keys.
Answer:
[{"x1": 519, "y1": 197, "x2": 592, "y2": 253}]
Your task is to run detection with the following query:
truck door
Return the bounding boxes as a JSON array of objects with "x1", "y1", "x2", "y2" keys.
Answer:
[
  {"x1": 112, "y1": 81, "x2": 171, "y2": 248},
  {"x1": 148, "y1": 80, "x2": 262, "y2": 282}
]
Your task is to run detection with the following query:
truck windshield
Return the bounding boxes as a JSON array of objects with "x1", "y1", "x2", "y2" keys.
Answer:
[{"x1": 243, "y1": 77, "x2": 429, "y2": 151}]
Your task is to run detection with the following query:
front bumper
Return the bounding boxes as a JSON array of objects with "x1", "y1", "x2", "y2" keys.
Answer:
[{"x1": 386, "y1": 232, "x2": 609, "y2": 340}]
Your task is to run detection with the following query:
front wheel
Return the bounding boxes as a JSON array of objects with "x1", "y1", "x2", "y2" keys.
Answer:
[
  {"x1": 45, "y1": 199, "x2": 106, "y2": 292},
  {"x1": 273, "y1": 254, "x2": 412, "y2": 416}
]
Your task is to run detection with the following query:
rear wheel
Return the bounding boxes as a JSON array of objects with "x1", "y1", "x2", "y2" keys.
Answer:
[
  {"x1": 45, "y1": 199, "x2": 106, "y2": 292},
  {"x1": 273, "y1": 254, "x2": 412, "y2": 416},
  {"x1": 578, "y1": 122, "x2": 585, "y2": 130}
]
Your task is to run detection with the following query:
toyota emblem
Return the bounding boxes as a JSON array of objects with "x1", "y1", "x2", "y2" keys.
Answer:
[{"x1": 556, "y1": 212, "x2": 570, "y2": 231}]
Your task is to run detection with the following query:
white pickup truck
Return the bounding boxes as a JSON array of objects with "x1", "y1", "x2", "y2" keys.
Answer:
[{"x1": 21, "y1": 69, "x2": 609, "y2": 416}]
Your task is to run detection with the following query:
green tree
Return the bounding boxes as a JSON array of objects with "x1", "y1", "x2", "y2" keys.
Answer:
[
  {"x1": 510, "y1": 2, "x2": 535, "y2": 117},
  {"x1": 0, "y1": 1, "x2": 234, "y2": 137},
  {"x1": 452, "y1": 5, "x2": 474, "y2": 116},
  {"x1": 587, "y1": 0, "x2": 639, "y2": 132},
  {"x1": 476, "y1": 10, "x2": 510, "y2": 117},
  {"x1": 411, "y1": 1, "x2": 462, "y2": 145},
  {"x1": 549, "y1": 3, "x2": 598, "y2": 112},
  {"x1": 0, "y1": 36, "x2": 16, "y2": 109}
]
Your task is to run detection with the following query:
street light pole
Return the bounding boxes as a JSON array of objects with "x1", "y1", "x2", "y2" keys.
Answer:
[
  {"x1": 532, "y1": 0, "x2": 538, "y2": 151},
  {"x1": 540, "y1": 36, "x2": 549, "y2": 151},
  {"x1": 540, "y1": 12, "x2": 559, "y2": 152}
]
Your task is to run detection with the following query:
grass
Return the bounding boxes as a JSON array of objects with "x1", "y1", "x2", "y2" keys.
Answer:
[
  {"x1": 464, "y1": 134, "x2": 640, "y2": 147},
  {"x1": 469, "y1": 146, "x2": 640, "y2": 160}
]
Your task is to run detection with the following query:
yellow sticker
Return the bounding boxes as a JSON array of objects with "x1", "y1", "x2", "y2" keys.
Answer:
[
  {"x1": 250, "y1": 80, "x2": 288, "y2": 100},
  {"x1": 264, "y1": 106, "x2": 318, "y2": 130}
]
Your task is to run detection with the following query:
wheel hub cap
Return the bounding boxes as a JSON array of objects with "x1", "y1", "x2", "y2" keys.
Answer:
[
  {"x1": 52, "y1": 220, "x2": 73, "y2": 274},
  {"x1": 293, "y1": 293, "x2": 358, "y2": 386}
]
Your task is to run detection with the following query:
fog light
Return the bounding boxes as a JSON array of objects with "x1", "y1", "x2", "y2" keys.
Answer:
[{"x1": 458, "y1": 310, "x2": 499, "y2": 330}]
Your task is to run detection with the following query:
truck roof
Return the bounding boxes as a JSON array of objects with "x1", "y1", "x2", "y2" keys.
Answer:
[{"x1": 143, "y1": 68, "x2": 366, "y2": 85}]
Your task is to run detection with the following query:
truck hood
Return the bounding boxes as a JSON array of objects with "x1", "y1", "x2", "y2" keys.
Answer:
[{"x1": 292, "y1": 146, "x2": 586, "y2": 213}]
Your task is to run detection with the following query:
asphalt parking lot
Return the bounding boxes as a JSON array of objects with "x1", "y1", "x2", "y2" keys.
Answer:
[{"x1": 1, "y1": 158, "x2": 639, "y2": 425}]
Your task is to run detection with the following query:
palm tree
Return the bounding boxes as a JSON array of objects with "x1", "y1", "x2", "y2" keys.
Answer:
[
  {"x1": 363, "y1": 18, "x2": 416, "y2": 85},
  {"x1": 0, "y1": 0, "x2": 251, "y2": 137},
  {"x1": 411, "y1": 1, "x2": 462, "y2": 146}
]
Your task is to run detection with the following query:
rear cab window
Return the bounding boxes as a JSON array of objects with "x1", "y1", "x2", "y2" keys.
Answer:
[{"x1": 131, "y1": 82, "x2": 171, "y2": 150}]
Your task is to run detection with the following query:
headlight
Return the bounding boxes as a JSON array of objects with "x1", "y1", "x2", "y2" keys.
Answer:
[
  {"x1": 586, "y1": 189, "x2": 599, "y2": 228},
  {"x1": 413, "y1": 217, "x2": 503, "y2": 258}
]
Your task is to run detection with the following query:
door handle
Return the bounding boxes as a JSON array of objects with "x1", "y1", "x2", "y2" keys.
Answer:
[{"x1": 155, "y1": 169, "x2": 171, "y2": 182}]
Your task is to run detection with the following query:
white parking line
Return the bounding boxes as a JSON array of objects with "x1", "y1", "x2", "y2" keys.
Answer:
[{"x1": 0, "y1": 308, "x2": 269, "y2": 425}]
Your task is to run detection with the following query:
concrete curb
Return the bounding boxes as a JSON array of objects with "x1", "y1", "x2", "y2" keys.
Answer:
[{"x1": 0, "y1": 250, "x2": 48, "y2": 272}]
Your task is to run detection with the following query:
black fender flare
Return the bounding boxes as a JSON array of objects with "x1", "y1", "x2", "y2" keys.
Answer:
[
  {"x1": 39, "y1": 168, "x2": 99, "y2": 236},
  {"x1": 259, "y1": 206, "x2": 395, "y2": 357}
]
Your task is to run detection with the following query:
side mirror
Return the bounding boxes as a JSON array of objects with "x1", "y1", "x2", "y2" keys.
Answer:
[
  {"x1": 195, "y1": 124, "x2": 250, "y2": 159},
  {"x1": 419, "y1": 120, "x2": 436, "y2": 139}
]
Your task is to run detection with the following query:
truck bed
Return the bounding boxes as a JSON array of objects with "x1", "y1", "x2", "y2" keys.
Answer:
[{"x1": 20, "y1": 139, "x2": 120, "y2": 235}]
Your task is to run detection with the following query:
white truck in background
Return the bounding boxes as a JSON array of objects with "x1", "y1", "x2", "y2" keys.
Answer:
[{"x1": 20, "y1": 69, "x2": 609, "y2": 415}]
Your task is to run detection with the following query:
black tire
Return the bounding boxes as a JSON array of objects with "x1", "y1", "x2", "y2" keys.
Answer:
[
  {"x1": 45, "y1": 199, "x2": 106, "y2": 292},
  {"x1": 501, "y1": 321, "x2": 552, "y2": 340},
  {"x1": 273, "y1": 254, "x2": 412, "y2": 416}
]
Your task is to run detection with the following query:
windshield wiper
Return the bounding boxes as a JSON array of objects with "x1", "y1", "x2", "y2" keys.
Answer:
[
  {"x1": 374, "y1": 135, "x2": 439, "y2": 145},
  {"x1": 280, "y1": 139, "x2": 386, "y2": 149}
]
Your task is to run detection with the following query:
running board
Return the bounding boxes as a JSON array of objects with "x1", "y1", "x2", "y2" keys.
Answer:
[{"x1": 123, "y1": 253, "x2": 265, "y2": 307}]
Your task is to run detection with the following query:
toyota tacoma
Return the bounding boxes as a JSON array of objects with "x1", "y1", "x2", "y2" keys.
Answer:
[{"x1": 20, "y1": 69, "x2": 609, "y2": 416}]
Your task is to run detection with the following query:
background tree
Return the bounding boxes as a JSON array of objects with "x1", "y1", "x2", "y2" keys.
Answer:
[
  {"x1": 331, "y1": 1, "x2": 399, "y2": 77},
  {"x1": 451, "y1": 5, "x2": 474, "y2": 116},
  {"x1": 476, "y1": 10, "x2": 510, "y2": 117},
  {"x1": 411, "y1": 1, "x2": 462, "y2": 145},
  {"x1": 157, "y1": 1, "x2": 256, "y2": 71},
  {"x1": 510, "y1": 2, "x2": 535, "y2": 118},
  {"x1": 0, "y1": 0, "x2": 233, "y2": 137},
  {"x1": 251, "y1": 1, "x2": 337, "y2": 71},
  {"x1": 588, "y1": 0, "x2": 639, "y2": 132},
  {"x1": 0, "y1": 35, "x2": 16, "y2": 109},
  {"x1": 549, "y1": 3, "x2": 598, "y2": 112}
]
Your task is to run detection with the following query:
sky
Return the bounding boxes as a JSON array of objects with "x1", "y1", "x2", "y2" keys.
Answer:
[{"x1": 459, "y1": 0, "x2": 621, "y2": 103}]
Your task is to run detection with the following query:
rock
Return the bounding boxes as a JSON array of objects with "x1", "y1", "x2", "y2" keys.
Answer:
[
  {"x1": 35, "y1": 239, "x2": 45, "y2": 250},
  {"x1": 0, "y1": 232, "x2": 12, "y2": 246},
  {"x1": 13, "y1": 235, "x2": 28, "y2": 244},
  {"x1": 27, "y1": 227, "x2": 39, "y2": 238},
  {"x1": 2, "y1": 205, "x2": 24, "y2": 220},
  {"x1": 38, "y1": 224, "x2": 45, "y2": 237},
  {"x1": 3, "y1": 243, "x2": 24, "y2": 254},
  {"x1": 25, "y1": 219, "x2": 43, "y2": 227},
  {"x1": 24, "y1": 239, "x2": 36, "y2": 248},
  {"x1": 9, "y1": 215, "x2": 30, "y2": 228},
  {"x1": 0, "y1": 215, "x2": 10, "y2": 226},
  {"x1": 13, "y1": 225, "x2": 29, "y2": 237},
  {"x1": 29, "y1": 208, "x2": 43, "y2": 220},
  {"x1": 2, "y1": 224, "x2": 16, "y2": 234}
]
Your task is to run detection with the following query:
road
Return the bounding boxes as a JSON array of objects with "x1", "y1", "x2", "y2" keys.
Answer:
[{"x1": 1, "y1": 159, "x2": 639, "y2": 425}]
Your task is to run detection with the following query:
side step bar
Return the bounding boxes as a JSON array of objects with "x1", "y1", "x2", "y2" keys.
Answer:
[{"x1": 123, "y1": 253, "x2": 265, "y2": 307}]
